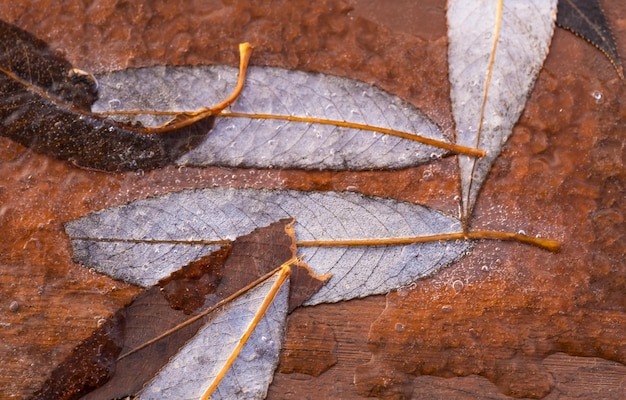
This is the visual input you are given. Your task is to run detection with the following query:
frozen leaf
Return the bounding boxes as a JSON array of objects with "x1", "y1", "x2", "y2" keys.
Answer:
[
  {"x1": 138, "y1": 266, "x2": 290, "y2": 400},
  {"x1": 0, "y1": 20, "x2": 254, "y2": 171},
  {"x1": 557, "y1": 0, "x2": 623, "y2": 79},
  {"x1": 35, "y1": 220, "x2": 326, "y2": 399},
  {"x1": 66, "y1": 188, "x2": 471, "y2": 305},
  {"x1": 447, "y1": 0, "x2": 557, "y2": 223},
  {"x1": 93, "y1": 65, "x2": 483, "y2": 170}
]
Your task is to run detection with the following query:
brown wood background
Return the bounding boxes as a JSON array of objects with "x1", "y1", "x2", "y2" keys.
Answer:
[{"x1": 0, "y1": 0, "x2": 624, "y2": 398}]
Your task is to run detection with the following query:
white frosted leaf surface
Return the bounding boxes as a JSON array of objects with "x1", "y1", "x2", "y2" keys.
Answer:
[
  {"x1": 138, "y1": 271, "x2": 288, "y2": 400},
  {"x1": 65, "y1": 188, "x2": 471, "y2": 303},
  {"x1": 447, "y1": 0, "x2": 557, "y2": 217},
  {"x1": 65, "y1": 205, "x2": 224, "y2": 287},
  {"x1": 93, "y1": 65, "x2": 447, "y2": 170}
]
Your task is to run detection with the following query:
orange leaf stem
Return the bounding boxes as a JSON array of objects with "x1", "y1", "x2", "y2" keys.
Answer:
[
  {"x1": 200, "y1": 262, "x2": 292, "y2": 399},
  {"x1": 297, "y1": 230, "x2": 560, "y2": 253}
]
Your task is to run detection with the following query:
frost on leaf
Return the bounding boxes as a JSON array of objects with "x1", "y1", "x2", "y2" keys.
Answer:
[
  {"x1": 65, "y1": 188, "x2": 471, "y2": 305},
  {"x1": 94, "y1": 65, "x2": 452, "y2": 170},
  {"x1": 37, "y1": 219, "x2": 324, "y2": 399},
  {"x1": 138, "y1": 268, "x2": 289, "y2": 400},
  {"x1": 447, "y1": 0, "x2": 557, "y2": 222}
]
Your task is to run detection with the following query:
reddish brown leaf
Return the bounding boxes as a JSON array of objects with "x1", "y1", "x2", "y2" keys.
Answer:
[{"x1": 157, "y1": 247, "x2": 229, "y2": 314}]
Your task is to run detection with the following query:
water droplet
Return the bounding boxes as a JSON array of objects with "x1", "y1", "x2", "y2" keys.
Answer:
[
  {"x1": 592, "y1": 90, "x2": 604, "y2": 104},
  {"x1": 108, "y1": 99, "x2": 122, "y2": 109},
  {"x1": 9, "y1": 301, "x2": 19, "y2": 313},
  {"x1": 395, "y1": 322, "x2": 405, "y2": 332},
  {"x1": 452, "y1": 280, "x2": 464, "y2": 293},
  {"x1": 518, "y1": 230, "x2": 526, "y2": 235}
]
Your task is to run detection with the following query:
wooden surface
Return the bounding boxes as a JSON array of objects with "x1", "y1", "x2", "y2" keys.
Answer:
[{"x1": 0, "y1": 0, "x2": 624, "y2": 399}]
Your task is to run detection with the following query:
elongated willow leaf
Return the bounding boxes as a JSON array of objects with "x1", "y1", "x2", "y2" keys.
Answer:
[
  {"x1": 65, "y1": 188, "x2": 471, "y2": 305},
  {"x1": 447, "y1": 0, "x2": 557, "y2": 224},
  {"x1": 138, "y1": 266, "x2": 290, "y2": 400},
  {"x1": 0, "y1": 20, "x2": 252, "y2": 171},
  {"x1": 94, "y1": 65, "x2": 483, "y2": 170}
]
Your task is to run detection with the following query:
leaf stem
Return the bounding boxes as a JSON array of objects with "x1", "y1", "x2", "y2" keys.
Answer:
[
  {"x1": 297, "y1": 230, "x2": 560, "y2": 252},
  {"x1": 205, "y1": 43, "x2": 254, "y2": 115},
  {"x1": 102, "y1": 109, "x2": 485, "y2": 157},
  {"x1": 220, "y1": 112, "x2": 486, "y2": 157},
  {"x1": 201, "y1": 263, "x2": 291, "y2": 400},
  {"x1": 74, "y1": 230, "x2": 560, "y2": 252},
  {"x1": 98, "y1": 42, "x2": 254, "y2": 131},
  {"x1": 70, "y1": 237, "x2": 231, "y2": 246}
]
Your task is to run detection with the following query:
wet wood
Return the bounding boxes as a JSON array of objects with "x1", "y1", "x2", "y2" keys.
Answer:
[{"x1": 0, "y1": 0, "x2": 624, "y2": 399}]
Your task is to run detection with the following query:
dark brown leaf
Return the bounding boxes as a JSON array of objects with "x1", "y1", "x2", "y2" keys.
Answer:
[
  {"x1": 31, "y1": 218, "x2": 327, "y2": 400},
  {"x1": 28, "y1": 313, "x2": 125, "y2": 400},
  {"x1": 557, "y1": 0, "x2": 624, "y2": 79},
  {"x1": 157, "y1": 247, "x2": 229, "y2": 314},
  {"x1": 0, "y1": 19, "x2": 215, "y2": 172}
]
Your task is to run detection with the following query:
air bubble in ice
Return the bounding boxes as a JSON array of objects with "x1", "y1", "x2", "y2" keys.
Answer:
[
  {"x1": 592, "y1": 90, "x2": 604, "y2": 104},
  {"x1": 108, "y1": 99, "x2": 122, "y2": 109}
]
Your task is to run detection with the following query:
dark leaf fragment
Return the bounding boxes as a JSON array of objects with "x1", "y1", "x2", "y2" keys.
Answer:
[
  {"x1": 157, "y1": 247, "x2": 228, "y2": 314},
  {"x1": 0, "y1": 19, "x2": 215, "y2": 171},
  {"x1": 30, "y1": 313, "x2": 125, "y2": 400},
  {"x1": 32, "y1": 219, "x2": 326, "y2": 399},
  {"x1": 557, "y1": 0, "x2": 623, "y2": 79}
]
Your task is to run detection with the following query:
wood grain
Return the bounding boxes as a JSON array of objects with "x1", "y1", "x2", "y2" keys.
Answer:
[{"x1": 0, "y1": 0, "x2": 623, "y2": 398}]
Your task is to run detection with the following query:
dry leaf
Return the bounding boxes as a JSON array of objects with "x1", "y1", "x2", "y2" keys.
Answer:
[
  {"x1": 65, "y1": 188, "x2": 471, "y2": 305},
  {"x1": 557, "y1": 0, "x2": 624, "y2": 79},
  {"x1": 138, "y1": 266, "x2": 290, "y2": 399},
  {"x1": 34, "y1": 219, "x2": 327, "y2": 399},
  {"x1": 94, "y1": 65, "x2": 479, "y2": 170},
  {"x1": 447, "y1": 0, "x2": 557, "y2": 223}
]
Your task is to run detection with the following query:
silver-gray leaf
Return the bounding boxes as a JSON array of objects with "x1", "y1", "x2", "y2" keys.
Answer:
[
  {"x1": 65, "y1": 189, "x2": 471, "y2": 304},
  {"x1": 448, "y1": 0, "x2": 557, "y2": 219},
  {"x1": 93, "y1": 66, "x2": 448, "y2": 170},
  {"x1": 138, "y1": 270, "x2": 288, "y2": 400}
]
